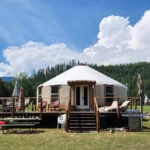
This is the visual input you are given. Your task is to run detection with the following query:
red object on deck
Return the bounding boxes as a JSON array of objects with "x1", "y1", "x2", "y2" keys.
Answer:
[{"x1": 0, "y1": 121, "x2": 7, "y2": 124}]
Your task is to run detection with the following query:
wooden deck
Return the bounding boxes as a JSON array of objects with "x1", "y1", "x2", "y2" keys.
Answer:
[
  {"x1": 0, "y1": 111, "x2": 128, "y2": 130},
  {"x1": 0, "y1": 111, "x2": 65, "y2": 118},
  {"x1": 0, "y1": 111, "x2": 125, "y2": 118}
]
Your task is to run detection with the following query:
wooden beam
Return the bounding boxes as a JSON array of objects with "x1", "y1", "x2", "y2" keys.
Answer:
[
  {"x1": 12, "y1": 97, "x2": 14, "y2": 118},
  {"x1": 68, "y1": 80, "x2": 96, "y2": 86},
  {"x1": 117, "y1": 98, "x2": 120, "y2": 118},
  {"x1": 140, "y1": 96, "x2": 143, "y2": 114},
  {"x1": 134, "y1": 98, "x2": 137, "y2": 110},
  {"x1": 2, "y1": 99, "x2": 4, "y2": 112},
  {"x1": 40, "y1": 97, "x2": 43, "y2": 119},
  {"x1": 130, "y1": 99, "x2": 132, "y2": 109}
]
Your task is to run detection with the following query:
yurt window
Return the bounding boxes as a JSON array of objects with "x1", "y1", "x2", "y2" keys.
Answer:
[
  {"x1": 51, "y1": 86, "x2": 59, "y2": 102},
  {"x1": 39, "y1": 87, "x2": 42, "y2": 96},
  {"x1": 105, "y1": 85, "x2": 114, "y2": 103}
]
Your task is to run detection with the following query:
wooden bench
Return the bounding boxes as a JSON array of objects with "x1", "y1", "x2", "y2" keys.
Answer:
[{"x1": 1, "y1": 124, "x2": 36, "y2": 134}]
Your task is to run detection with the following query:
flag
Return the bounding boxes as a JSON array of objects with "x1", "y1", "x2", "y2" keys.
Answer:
[{"x1": 144, "y1": 94, "x2": 150, "y2": 105}]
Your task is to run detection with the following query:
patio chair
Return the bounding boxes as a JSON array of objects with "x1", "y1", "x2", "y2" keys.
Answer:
[
  {"x1": 57, "y1": 114, "x2": 66, "y2": 130},
  {"x1": 37, "y1": 101, "x2": 47, "y2": 112},
  {"x1": 25, "y1": 99, "x2": 30, "y2": 107},
  {"x1": 25, "y1": 99, "x2": 30, "y2": 112},
  {"x1": 99, "y1": 100, "x2": 118, "y2": 112},
  {"x1": 99, "y1": 100, "x2": 130, "y2": 112},
  {"x1": 119, "y1": 100, "x2": 130, "y2": 112},
  {"x1": 49, "y1": 100, "x2": 60, "y2": 111}
]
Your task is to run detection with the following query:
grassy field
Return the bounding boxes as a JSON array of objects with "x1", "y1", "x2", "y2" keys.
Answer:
[
  {"x1": 4, "y1": 104, "x2": 148, "y2": 150},
  {"x1": 0, "y1": 118, "x2": 150, "y2": 150},
  {"x1": 137, "y1": 105, "x2": 150, "y2": 113}
]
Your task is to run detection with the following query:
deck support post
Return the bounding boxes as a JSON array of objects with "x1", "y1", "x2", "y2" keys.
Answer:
[
  {"x1": 2, "y1": 99, "x2": 4, "y2": 112},
  {"x1": 117, "y1": 97, "x2": 120, "y2": 118},
  {"x1": 134, "y1": 98, "x2": 137, "y2": 110},
  {"x1": 40, "y1": 97, "x2": 43, "y2": 119},
  {"x1": 12, "y1": 97, "x2": 14, "y2": 118},
  {"x1": 130, "y1": 99, "x2": 132, "y2": 109}
]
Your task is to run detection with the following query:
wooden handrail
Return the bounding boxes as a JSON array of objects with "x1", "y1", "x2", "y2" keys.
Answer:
[
  {"x1": 95, "y1": 96, "x2": 140, "y2": 99},
  {"x1": 65, "y1": 97, "x2": 71, "y2": 132},
  {"x1": 94, "y1": 97, "x2": 99, "y2": 132}
]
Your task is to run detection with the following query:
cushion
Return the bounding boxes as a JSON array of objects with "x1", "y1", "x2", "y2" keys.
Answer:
[
  {"x1": 0, "y1": 121, "x2": 7, "y2": 124},
  {"x1": 38, "y1": 101, "x2": 47, "y2": 108},
  {"x1": 42, "y1": 101, "x2": 47, "y2": 107},
  {"x1": 54, "y1": 100, "x2": 60, "y2": 107},
  {"x1": 111, "y1": 101, "x2": 117, "y2": 107},
  {"x1": 120, "y1": 100, "x2": 130, "y2": 108}
]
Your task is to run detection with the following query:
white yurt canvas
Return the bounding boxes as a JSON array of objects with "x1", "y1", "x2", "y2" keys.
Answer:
[{"x1": 37, "y1": 65, "x2": 127, "y2": 110}]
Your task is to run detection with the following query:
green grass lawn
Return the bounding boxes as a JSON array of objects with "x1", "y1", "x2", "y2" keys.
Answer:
[
  {"x1": 0, "y1": 119, "x2": 150, "y2": 150},
  {"x1": 6, "y1": 104, "x2": 148, "y2": 150},
  {"x1": 137, "y1": 105, "x2": 150, "y2": 113}
]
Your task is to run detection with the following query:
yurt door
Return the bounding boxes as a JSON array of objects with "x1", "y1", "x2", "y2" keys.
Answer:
[{"x1": 76, "y1": 85, "x2": 89, "y2": 109}]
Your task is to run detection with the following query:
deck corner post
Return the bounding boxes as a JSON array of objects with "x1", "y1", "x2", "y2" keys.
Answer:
[
  {"x1": 40, "y1": 97, "x2": 43, "y2": 119},
  {"x1": 12, "y1": 97, "x2": 14, "y2": 118},
  {"x1": 117, "y1": 97, "x2": 120, "y2": 118}
]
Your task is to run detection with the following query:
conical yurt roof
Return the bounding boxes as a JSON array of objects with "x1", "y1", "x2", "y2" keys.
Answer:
[{"x1": 39, "y1": 65, "x2": 126, "y2": 88}]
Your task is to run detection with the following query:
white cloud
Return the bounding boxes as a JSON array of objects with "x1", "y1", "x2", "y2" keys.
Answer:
[
  {"x1": 84, "y1": 10, "x2": 150, "y2": 64},
  {"x1": 1, "y1": 10, "x2": 150, "y2": 76},
  {"x1": 0, "y1": 41, "x2": 88, "y2": 76}
]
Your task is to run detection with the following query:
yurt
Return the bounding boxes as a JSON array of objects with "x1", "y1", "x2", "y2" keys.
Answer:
[{"x1": 37, "y1": 65, "x2": 127, "y2": 110}]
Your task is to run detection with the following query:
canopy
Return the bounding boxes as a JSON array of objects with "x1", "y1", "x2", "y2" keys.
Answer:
[{"x1": 38, "y1": 65, "x2": 126, "y2": 88}]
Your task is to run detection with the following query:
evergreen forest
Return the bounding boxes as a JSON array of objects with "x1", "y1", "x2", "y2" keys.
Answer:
[{"x1": 0, "y1": 60, "x2": 150, "y2": 98}]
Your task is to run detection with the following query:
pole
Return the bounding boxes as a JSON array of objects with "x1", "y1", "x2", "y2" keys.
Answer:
[
  {"x1": 140, "y1": 96, "x2": 143, "y2": 130},
  {"x1": 140, "y1": 96, "x2": 143, "y2": 114}
]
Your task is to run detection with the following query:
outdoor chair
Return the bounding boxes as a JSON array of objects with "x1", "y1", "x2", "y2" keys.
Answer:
[
  {"x1": 37, "y1": 101, "x2": 47, "y2": 112},
  {"x1": 57, "y1": 114, "x2": 66, "y2": 130},
  {"x1": 25, "y1": 99, "x2": 30, "y2": 107},
  {"x1": 25, "y1": 99, "x2": 30, "y2": 112},
  {"x1": 99, "y1": 101, "x2": 117, "y2": 112},
  {"x1": 49, "y1": 100, "x2": 60, "y2": 111},
  {"x1": 99, "y1": 100, "x2": 130, "y2": 112}
]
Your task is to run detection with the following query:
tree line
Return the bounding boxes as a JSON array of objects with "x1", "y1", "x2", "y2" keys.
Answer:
[{"x1": 0, "y1": 60, "x2": 150, "y2": 98}]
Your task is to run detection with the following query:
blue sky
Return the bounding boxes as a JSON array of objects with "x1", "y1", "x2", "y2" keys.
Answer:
[{"x1": 0, "y1": 0, "x2": 150, "y2": 76}]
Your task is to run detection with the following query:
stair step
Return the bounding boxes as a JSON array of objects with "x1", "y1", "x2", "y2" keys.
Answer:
[
  {"x1": 69, "y1": 123, "x2": 96, "y2": 125},
  {"x1": 70, "y1": 113, "x2": 95, "y2": 115},
  {"x1": 69, "y1": 126, "x2": 96, "y2": 130},
  {"x1": 71, "y1": 112, "x2": 94, "y2": 114},
  {"x1": 70, "y1": 116, "x2": 95, "y2": 119},
  {"x1": 68, "y1": 112, "x2": 97, "y2": 131},
  {"x1": 70, "y1": 120, "x2": 95, "y2": 122}
]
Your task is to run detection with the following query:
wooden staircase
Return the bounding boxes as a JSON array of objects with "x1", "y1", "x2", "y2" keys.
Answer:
[{"x1": 68, "y1": 112, "x2": 96, "y2": 132}]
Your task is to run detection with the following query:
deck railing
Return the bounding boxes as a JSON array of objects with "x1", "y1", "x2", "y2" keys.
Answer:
[
  {"x1": 94, "y1": 97, "x2": 99, "y2": 132},
  {"x1": 65, "y1": 97, "x2": 71, "y2": 132},
  {"x1": 95, "y1": 96, "x2": 141, "y2": 119}
]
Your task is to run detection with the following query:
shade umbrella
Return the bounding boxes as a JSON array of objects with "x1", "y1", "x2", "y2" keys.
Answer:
[
  {"x1": 12, "y1": 79, "x2": 19, "y2": 97},
  {"x1": 137, "y1": 74, "x2": 143, "y2": 113},
  {"x1": 11, "y1": 79, "x2": 19, "y2": 111},
  {"x1": 18, "y1": 87, "x2": 25, "y2": 112}
]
